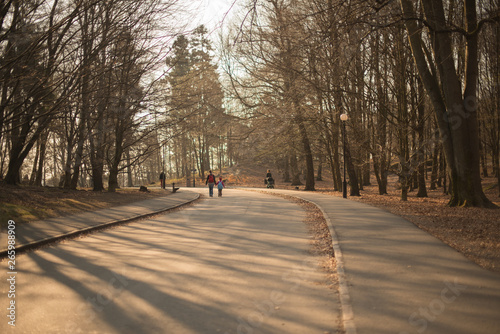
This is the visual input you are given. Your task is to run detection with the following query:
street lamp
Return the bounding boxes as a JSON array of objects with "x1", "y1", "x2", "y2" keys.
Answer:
[{"x1": 340, "y1": 113, "x2": 349, "y2": 198}]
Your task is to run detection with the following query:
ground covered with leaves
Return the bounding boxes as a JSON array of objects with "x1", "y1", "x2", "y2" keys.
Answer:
[{"x1": 0, "y1": 183, "x2": 169, "y2": 229}]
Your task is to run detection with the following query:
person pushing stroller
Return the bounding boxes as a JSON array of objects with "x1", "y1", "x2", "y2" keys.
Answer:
[{"x1": 264, "y1": 169, "x2": 275, "y2": 189}]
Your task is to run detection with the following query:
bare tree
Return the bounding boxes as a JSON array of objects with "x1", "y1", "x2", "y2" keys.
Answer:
[{"x1": 399, "y1": 0, "x2": 498, "y2": 207}]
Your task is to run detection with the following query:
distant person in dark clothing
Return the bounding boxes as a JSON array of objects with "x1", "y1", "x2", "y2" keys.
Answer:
[
  {"x1": 205, "y1": 170, "x2": 215, "y2": 197},
  {"x1": 159, "y1": 171, "x2": 166, "y2": 189},
  {"x1": 265, "y1": 169, "x2": 274, "y2": 188}
]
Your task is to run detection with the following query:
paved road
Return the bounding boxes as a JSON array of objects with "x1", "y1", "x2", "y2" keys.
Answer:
[
  {"x1": 0, "y1": 189, "x2": 340, "y2": 333},
  {"x1": 260, "y1": 189, "x2": 500, "y2": 334}
]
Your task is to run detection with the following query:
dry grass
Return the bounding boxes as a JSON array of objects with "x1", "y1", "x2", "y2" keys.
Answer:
[{"x1": 0, "y1": 183, "x2": 169, "y2": 229}]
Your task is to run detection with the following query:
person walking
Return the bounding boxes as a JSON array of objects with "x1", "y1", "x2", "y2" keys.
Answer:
[
  {"x1": 216, "y1": 177, "x2": 225, "y2": 197},
  {"x1": 159, "y1": 171, "x2": 166, "y2": 189},
  {"x1": 205, "y1": 170, "x2": 215, "y2": 197},
  {"x1": 266, "y1": 169, "x2": 272, "y2": 179}
]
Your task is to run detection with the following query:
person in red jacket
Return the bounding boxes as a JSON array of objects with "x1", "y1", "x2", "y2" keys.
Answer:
[{"x1": 205, "y1": 170, "x2": 215, "y2": 197}]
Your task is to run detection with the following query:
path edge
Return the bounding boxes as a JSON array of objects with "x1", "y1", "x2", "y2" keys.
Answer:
[
  {"x1": 0, "y1": 193, "x2": 200, "y2": 259},
  {"x1": 287, "y1": 195, "x2": 357, "y2": 334}
]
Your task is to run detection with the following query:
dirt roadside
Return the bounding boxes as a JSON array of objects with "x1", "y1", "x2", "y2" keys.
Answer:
[{"x1": 0, "y1": 183, "x2": 169, "y2": 229}]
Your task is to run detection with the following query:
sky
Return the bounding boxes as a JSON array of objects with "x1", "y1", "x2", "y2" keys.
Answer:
[
  {"x1": 201, "y1": 0, "x2": 238, "y2": 28},
  {"x1": 191, "y1": 0, "x2": 238, "y2": 33}
]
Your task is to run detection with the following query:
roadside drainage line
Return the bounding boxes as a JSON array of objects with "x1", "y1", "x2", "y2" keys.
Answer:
[
  {"x1": 288, "y1": 195, "x2": 357, "y2": 334},
  {"x1": 0, "y1": 193, "x2": 200, "y2": 259}
]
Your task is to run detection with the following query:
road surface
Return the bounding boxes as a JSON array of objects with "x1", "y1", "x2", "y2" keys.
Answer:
[{"x1": 0, "y1": 189, "x2": 340, "y2": 333}]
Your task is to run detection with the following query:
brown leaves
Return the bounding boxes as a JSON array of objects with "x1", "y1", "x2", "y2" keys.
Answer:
[{"x1": 0, "y1": 185, "x2": 168, "y2": 226}]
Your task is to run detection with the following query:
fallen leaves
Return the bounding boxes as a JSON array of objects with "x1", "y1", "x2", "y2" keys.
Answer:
[{"x1": 0, "y1": 184, "x2": 169, "y2": 227}]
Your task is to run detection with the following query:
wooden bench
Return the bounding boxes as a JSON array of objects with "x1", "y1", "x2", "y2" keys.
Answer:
[{"x1": 172, "y1": 183, "x2": 180, "y2": 193}]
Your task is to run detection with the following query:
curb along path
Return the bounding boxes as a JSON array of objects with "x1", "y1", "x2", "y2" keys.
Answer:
[
  {"x1": 298, "y1": 196, "x2": 357, "y2": 334},
  {"x1": 255, "y1": 189, "x2": 357, "y2": 334},
  {"x1": 0, "y1": 190, "x2": 199, "y2": 257},
  {"x1": 257, "y1": 189, "x2": 500, "y2": 334}
]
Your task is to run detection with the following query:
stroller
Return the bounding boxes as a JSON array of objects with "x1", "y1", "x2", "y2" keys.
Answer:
[{"x1": 265, "y1": 177, "x2": 275, "y2": 189}]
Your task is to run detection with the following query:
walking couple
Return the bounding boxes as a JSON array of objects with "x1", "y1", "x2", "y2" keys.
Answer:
[{"x1": 205, "y1": 170, "x2": 225, "y2": 197}]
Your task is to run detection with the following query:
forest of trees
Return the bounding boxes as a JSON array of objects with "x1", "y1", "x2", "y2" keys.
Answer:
[
  {"x1": 1, "y1": 0, "x2": 499, "y2": 208},
  {"x1": 162, "y1": 25, "x2": 234, "y2": 183},
  {"x1": 0, "y1": 0, "x2": 227, "y2": 191},
  {"x1": 222, "y1": 0, "x2": 499, "y2": 207}
]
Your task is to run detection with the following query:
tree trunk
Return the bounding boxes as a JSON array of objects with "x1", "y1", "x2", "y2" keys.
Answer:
[
  {"x1": 63, "y1": 132, "x2": 74, "y2": 189},
  {"x1": 342, "y1": 120, "x2": 360, "y2": 196},
  {"x1": 29, "y1": 141, "x2": 40, "y2": 185},
  {"x1": 416, "y1": 75, "x2": 428, "y2": 197},
  {"x1": 363, "y1": 152, "x2": 371, "y2": 186},
  {"x1": 34, "y1": 134, "x2": 47, "y2": 187},
  {"x1": 126, "y1": 149, "x2": 133, "y2": 187},
  {"x1": 70, "y1": 127, "x2": 85, "y2": 190},
  {"x1": 89, "y1": 125, "x2": 105, "y2": 192},
  {"x1": 316, "y1": 156, "x2": 323, "y2": 181},
  {"x1": 71, "y1": 13, "x2": 92, "y2": 190},
  {"x1": 417, "y1": 162, "x2": 428, "y2": 197},
  {"x1": 372, "y1": 30, "x2": 389, "y2": 195},
  {"x1": 373, "y1": 155, "x2": 387, "y2": 195},
  {"x1": 88, "y1": 110, "x2": 105, "y2": 192},
  {"x1": 283, "y1": 155, "x2": 291, "y2": 182},
  {"x1": 5, "y1": 124, "x2": 45, "y2": 185},
  {"x1": 400, "y1": 0, "x2": 495, "y2": 207},
  {"x1": 430, "y1": 132, "x2": 439, "y2": 190},
  {"x1": 296, "y1": 115, "x2": 315, "y2": 191},
  {"x1": 290, "y1": 152, "x2": 302, "y2": 186},
  {"x1": 4, "y1": 151, "x2": 23, "y2": 185},
  {"x1": 108, "y1": 167, "x2": 119, "y2": 192}
]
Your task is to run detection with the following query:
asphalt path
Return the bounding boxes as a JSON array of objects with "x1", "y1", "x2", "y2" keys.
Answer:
[
  {"x1": 0, "y1": 189, "x2": 340, "y2": 333},
  {"x1": 261, "y1": 189, "x2": 500, "y2": 334}
]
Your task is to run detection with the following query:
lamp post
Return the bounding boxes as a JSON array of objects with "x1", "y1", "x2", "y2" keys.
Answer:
[{"x1": 340, "y1": 113, "x2": 349, "y2": 198}]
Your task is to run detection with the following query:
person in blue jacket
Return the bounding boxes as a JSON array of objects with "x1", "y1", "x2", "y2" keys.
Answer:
[{"x1": 216, "y1": 177, "x2": 225, "y2": 197}]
